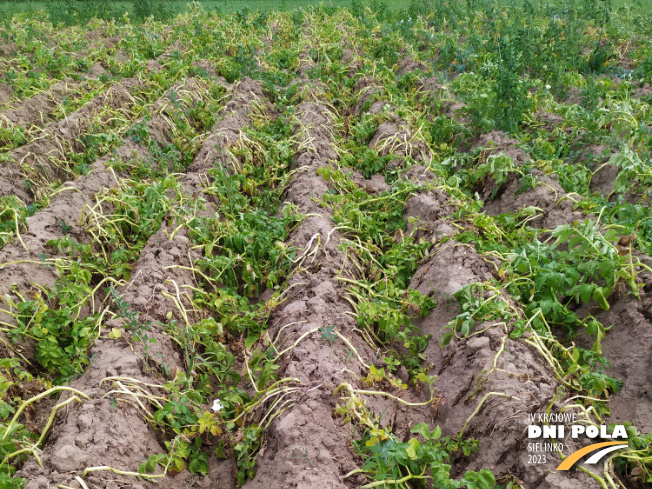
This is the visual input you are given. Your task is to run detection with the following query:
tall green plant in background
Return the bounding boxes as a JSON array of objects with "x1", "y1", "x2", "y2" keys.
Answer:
[
  {"x1": 494, "y1": 35, "x2": 533, "y2": 132},
  {"x1": 46, "y1": 0, "x2": 117, "y2": 25},
  {"x1": 44, "y1": 0, "x2": 173, "y2": 25}
]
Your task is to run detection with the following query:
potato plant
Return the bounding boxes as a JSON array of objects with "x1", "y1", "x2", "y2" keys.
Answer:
[{"x1": 0, "y1": 2, "x2": 651, "y2": 489}]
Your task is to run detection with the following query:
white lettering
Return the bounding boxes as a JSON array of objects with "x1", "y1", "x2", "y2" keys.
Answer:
[
  {"x1": 612, "y1": 425, "x2": 627, "y2": 439},
  {"x1": 540, "y1": 425, "x2": 564, "y2": 438},
  {"x1": 528, "y1": 442, "x2": 565, "y2": 452},
  {"x1": 543, "y1": 425, "x2": 556, "y2": 438},
  {"x1": 586, "y1": 426, "x2": 599, "y2": 438},
  {"x1": 528, "y1": 425, "x2": 542, "y2": 438}
]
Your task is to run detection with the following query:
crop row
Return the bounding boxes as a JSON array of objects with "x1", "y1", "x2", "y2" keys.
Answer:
[{"x1": 0, "y1": 3, "x2": 651, "y2": 489}]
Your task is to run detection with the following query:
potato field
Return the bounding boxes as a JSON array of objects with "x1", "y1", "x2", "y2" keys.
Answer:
[{"x1": 0, "y1": 2, "x2": 652, "y2": 488}]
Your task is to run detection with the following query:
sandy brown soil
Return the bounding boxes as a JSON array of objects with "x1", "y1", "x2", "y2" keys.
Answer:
[
  {"x1": 0, "y1": 79, "x2": 90, "y2": 132},
  {"x1": 244, "y1": 61, "x2": 605, "y2": 489},
  {"x1": 16, "y1": 76, "x2": 267, "y2": 489},
  {"x1": 484, "y1": 170, "x2": 583, "y2": 230},
  {"x1": 0, "y1": 79, "x2": 141, "y2": 202},
  {"x1": 243, "y1": 76, "x2": 365, "y2": 489},
  {"x1": 477, "y1": 133, "x2": 652, "y2": 456},
  {"x1": 399, "y1": 177, "x2": 604, "y2": 488},
  {"x1": 3, "y1": 23, "x2": 648, "y2": 489},
  {"x1": 409, "y1": 243, "x2": 600, "y2": 488},
  {"x1": 0, "y1": 78, "x2": 206, "y2": 363},
  {"x1": 0, "y1": 83, "x2": 15, "y2": 106}
]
